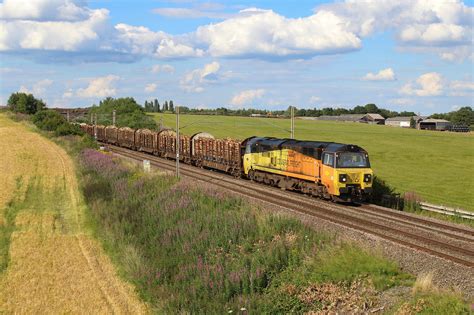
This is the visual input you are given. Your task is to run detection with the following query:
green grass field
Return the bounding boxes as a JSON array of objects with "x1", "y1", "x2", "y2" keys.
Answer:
[{"x1": 151, "y1": 113, "x2": 474, "y2": 211}]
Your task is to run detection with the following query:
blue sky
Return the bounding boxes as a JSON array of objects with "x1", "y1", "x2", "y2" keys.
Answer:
[{"x1": 0, "y1": 0, "x2": 473, "y2": 114}]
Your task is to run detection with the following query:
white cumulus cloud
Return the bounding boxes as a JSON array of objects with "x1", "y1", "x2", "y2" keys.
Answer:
[
  {"x1": 145, "y1": 83, "x2": 158, "y2": 93},
  {"x1": 18, "y1": 79, "x2": 53, "y2": 97},
  {"x1": 309, "y1": 96, "x2": 321, "y2": 103},
  {"x1": 0, "y1": 0, "x2": 90, "y2": 21},
  {"x1": 0, "y1": 0, "x2": 110, "y2": 52},
  {"x1": 400, "y1": 72, "x2": 444, "y2": 96},
  {"x1": 450, "y1": 80, "x2": 474, "y2": 91},
  {"x1": 180, "y1": 61, "x2": 220, "y2": 92},
  {"x1": 194, "y1": 8, "x2": 362, "y2": 58},
  {"x1": 1, "y1": 0, "x2": 472, "y2": 62},
  {"x1": 230, "y1": 89, "x2": 265, "y2": 107},
  {"x1": 363, "y1": 68, "x2": 396, "y2": 81},
  {"x1": 449, "y1": 80, "x2": 474, "y2": 96},
  {"x1": 76, "y1": 75, "x2": 120, "y2": 98}
]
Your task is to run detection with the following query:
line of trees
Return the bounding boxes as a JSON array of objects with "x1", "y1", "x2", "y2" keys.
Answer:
[
  {"x1": 171, "y1": 103, "x2": 418, "y2": 119},
  {"x1": 144, "y1": 99, "x2": 174, "y2": 113},
  {"x1": 7, "y1": 92, "x2": 82, "y2": 136},
  {"x1": 7, "y1": 92, "x2": 46, "y2": 114},
  {"x1": 171, "y1": 103, "x2": 472, "y2": 126},
  {"x1": 90, "y1": 97, "x2": 157, "y2": 129},
  {"x1": 430, "y1": 106, "x2": 473, "y2": 126}
]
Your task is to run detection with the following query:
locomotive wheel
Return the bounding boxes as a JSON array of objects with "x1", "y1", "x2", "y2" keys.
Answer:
[{"x1": 248, "y1": 170, "x2": 255, "y2": 181}]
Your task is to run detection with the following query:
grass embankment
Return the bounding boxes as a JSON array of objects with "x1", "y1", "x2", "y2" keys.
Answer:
[
  {"x1": 0, "y1": 113, "x2": 146, "y2": 313},
  {"x1": 151, "y1": 113, "x2": 474, "y2": 211},
  {"x1": 80, "y1": 148, "x2": 469, "y2": 313},
  {"x1": 397, "y1": 273, "x2": 471, "y2": 315}
]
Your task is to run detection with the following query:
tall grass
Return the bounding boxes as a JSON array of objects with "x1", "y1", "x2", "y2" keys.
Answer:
[
  {"x1": 78, "y1": 149, "x2": 413, "y2": 313},
  {"x1": 397, "y1": 273, "x2": 471, "y2": 314}
]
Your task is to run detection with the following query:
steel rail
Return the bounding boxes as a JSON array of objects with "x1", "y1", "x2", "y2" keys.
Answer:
[
  {"x1": 359, "y1": 204, "x2": 474, "y2": 237},
  {"x1": 107, "y1": 144, "x2": 474, "y2": 240},
  {"x1": 106, "y1": 144, "x2": 474, "y2": 268}
]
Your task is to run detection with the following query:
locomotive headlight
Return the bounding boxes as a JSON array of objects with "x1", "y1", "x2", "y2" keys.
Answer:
[
  {"x1": 339, "y1": 174, "x2": 347, "y2": 183},
  {"x1": 364, "y1": 174, "x2": 372, "y2": 183}
]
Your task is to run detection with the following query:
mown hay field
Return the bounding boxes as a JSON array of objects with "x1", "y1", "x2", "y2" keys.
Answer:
[
  {"x1": 152, "y1": 113, "x2": 474, "y2": 211},
  {"x1": 0, "y1": 113, "x2": 147, "y2": 313}
]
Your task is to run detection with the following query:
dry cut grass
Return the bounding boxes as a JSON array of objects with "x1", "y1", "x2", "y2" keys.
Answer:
[{"x1": 0, "y1": 114, "x2": 148, "y2": 313}]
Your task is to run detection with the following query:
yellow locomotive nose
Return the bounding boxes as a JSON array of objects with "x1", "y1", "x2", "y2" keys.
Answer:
[{"x1": 335, "y1": 168, "x2": 373, "y2": 201}]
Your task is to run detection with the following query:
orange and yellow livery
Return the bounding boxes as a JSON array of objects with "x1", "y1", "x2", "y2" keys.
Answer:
[{"x1": 242, "y1": 137, "x2": 373, "y2": 202}]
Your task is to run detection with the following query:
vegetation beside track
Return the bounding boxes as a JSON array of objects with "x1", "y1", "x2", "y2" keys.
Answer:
[
  {"x1": 77, "y1": 148, "x2": 427, "y2": 313},
  {"x1": 396, "y1": 273, "x2": 471, "y2": 314},
  {"x1": 152, "y1": 113, "x2": 474, "y2": 212}
]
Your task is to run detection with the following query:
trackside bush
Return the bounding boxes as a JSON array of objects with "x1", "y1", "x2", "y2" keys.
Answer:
[
  {"x1": 54, "y1": 122, "x2": 83, "y2": 136},
  {"x1": 78, "y1": 149, "x2": 415, "y2": 313},
  {"x1": 32, "y1": 110, "x2": 83, "y2": 136}
]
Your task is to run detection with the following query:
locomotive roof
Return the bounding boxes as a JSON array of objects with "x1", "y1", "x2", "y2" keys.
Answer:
[
  {"x1": 324, "y1": 143, "x2": 366, "y2": 153},
  {"x1": 250, "y1": 137, "x2": 366, "y2": 153}
]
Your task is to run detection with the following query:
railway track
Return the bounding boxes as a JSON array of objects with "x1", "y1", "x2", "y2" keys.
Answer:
[{"x1": 106, "y1": 144, "x2": 474, "y2": 268}]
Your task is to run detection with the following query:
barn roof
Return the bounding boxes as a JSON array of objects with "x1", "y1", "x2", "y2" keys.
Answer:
[
  {"x1": 386, "y1": 115, "x2": 425, "y2": 122},
  {"x1": 366, "y1": 113, "x2": 385, "y2": 120},
  {"x1": 421, "y1": 119, "x2": 450, "y2": 123},
  {"x1": 386, "y1": 116, "x2": 412, "y2": 121}
]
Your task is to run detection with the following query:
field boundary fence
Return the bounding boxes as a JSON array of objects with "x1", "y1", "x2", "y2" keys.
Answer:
[
  {"x1": 377, "y1": 195, "x2": 473, "y2": 220},
  {"x1": 419, "y1": 202, "x2": 474, "y2": 220}
]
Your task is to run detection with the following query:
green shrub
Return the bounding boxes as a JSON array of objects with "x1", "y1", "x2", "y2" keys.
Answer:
[
  {"x1": 54, "y1": 122, "x2": 83, "y2": 136},
  {"x1": 370, "y1": 176, "x2": 402, "y2": 210},
  {"x1": 309, "y1": 244, "x2": 413, "y2": 290},
  {"x1": 403, "y1": 191, "x2": 422, "y2": 211},
  {"x1": 408, "y1": 292, "x2": 470, "y2": 314},
  {"x1": 33, "y1": 110, "x2": 65, "y2": 131},
  {"x1": 89, "y1": 97, "x2": 157, "y2": 129},
  {"x1": 7, "y1": 92, "x2": 45, "y2": 114},
  {"x1": 32, "y1": 109, "x2": 84, "y2": 137}
]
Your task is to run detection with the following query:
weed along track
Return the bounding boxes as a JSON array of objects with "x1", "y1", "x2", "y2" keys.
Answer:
[{"x1": 107, "y1": 144, "x2": 474, "y2": 269}]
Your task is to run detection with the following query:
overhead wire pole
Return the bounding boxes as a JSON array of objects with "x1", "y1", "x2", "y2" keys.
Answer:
[
  {"x1": 290, "y1": 106, "x2": 295, "y2": 139},
  {"x1": 93, "y1": 113, "x2": 97, "y2": 140},
  {"x1": 176, "y1": 105, "x2": 180, "y2": 178}
]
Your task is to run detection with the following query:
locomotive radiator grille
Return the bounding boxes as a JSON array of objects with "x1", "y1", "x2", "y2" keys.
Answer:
[{"x1": 348, "y1": 173, "x2": 360, "y2": 183}]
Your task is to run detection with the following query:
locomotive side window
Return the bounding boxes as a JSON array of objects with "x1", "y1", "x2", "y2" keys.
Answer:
[{"x1": 322, "y1": 153, "x2": 334, "y2": 166}]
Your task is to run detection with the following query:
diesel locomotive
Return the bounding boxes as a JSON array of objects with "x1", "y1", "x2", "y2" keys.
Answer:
[
  {"x1": 81, "y1": 124, "x2": 373, "y2": 202},
  {"x1": 242, "y1": 138, "x2": 372, "y2": 202}
]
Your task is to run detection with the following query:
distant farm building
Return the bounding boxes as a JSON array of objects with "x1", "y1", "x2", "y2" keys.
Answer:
[
  {"x1": 316, "y1": 113, "x2": 385, "y2": 124},
  {"x1": 364, "y1": 113, "x2": 385, "y2": 124},
  {"x1": 385, "y1": 116, "x2": 424, "y2": 128},
  {"x1": 419, "y1": 119, "x2": 451, "y2": 131}
]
